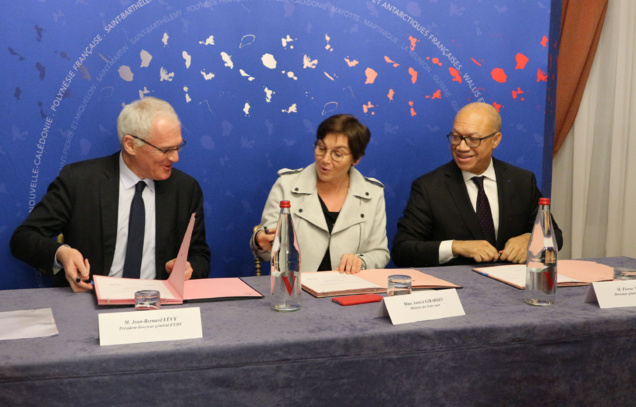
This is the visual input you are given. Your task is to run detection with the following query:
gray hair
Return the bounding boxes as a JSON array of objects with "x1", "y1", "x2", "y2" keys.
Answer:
[{"x1": 117, "y1": 97, "x2": 180, "y2": 146}]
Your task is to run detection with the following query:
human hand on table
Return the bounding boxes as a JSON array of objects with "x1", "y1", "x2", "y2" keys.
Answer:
[
  {"x1": 498, "y1": 234, "x2": 530, "y2": 264},
  {"x1": 57, "y1": 245, "x2": 93, "y2": 292},
  {"x1": 452, "y1": 240, "x2": 500, "y2": 263},
  {"x1": 336, "y1": 254, "x2": 364, "y2": 274}
]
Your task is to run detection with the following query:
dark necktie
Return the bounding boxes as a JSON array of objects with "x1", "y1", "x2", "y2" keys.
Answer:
[
  {"x1": 123, "y1": 181, "x2": 146, "y2": 279},
  {"x1": 472, "y1": 176, "x2": 496, "y2": 247}
]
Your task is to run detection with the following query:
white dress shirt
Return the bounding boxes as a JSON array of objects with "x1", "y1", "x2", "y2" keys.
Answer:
[
  {"x1": 439, "y1": 159, "x2": 499, "y2": 264},
  {"x1": 108, "y1": 153, "x2": 157, "y2": 279}
]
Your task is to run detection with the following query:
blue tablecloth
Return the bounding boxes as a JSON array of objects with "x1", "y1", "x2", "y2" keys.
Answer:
[{"x1": 1, "y1": 257, "x2": 635, "y2": 407}]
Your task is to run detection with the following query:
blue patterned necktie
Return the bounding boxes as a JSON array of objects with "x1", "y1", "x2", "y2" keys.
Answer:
[
  {"x1": 123, "y1": 181, "x2": 146, "y2": 278},
  {"x1": 472, "y1": 176, "x2": 496, "y2": 247}
]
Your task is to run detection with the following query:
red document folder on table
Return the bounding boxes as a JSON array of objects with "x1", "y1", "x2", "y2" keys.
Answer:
[{"x1": 94, "y1": 213, "x2": 263, "y2": 305}]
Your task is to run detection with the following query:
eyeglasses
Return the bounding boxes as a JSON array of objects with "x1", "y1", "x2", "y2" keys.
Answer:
[
  {"x1": 447, "y1": 131, "x2": 498, "y2": 148},
  {"x1": 314, "y1": 142, "x2": 351, "y2": 162},
  {"x1": 130, "y1": 135, "x2": 187, "y2": 155}
]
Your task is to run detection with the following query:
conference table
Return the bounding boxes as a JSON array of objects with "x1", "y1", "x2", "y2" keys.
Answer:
[{"x1": 1, "y1": 257, "x2": 635, "y2": 407}]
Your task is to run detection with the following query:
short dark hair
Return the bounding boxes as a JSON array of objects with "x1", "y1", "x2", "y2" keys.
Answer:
[{"x1": 316, "y1": 114, "x2": 370, "y2": 161}]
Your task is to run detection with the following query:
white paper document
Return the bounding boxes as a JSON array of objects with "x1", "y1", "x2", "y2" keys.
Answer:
[
  {"x1": 94, "y1": 277, "x2": 179, "y2": 302},
  {"x1": 585, "y1": 280, "x2": 636, "y2": 309},
  {"x1": 476, "y1": 265, "x2": 527, "y2": 287},
  {"x1": 475, "y1": 264, "x2": 582, "y2": 289},
  {"x1": 378, "y1": 289, "x2": 465, "y2": 325},
  {"x1": 0, "y1": 308, "x2": 59, "y2": 341},
  {"x1": 302, "y1": 272, "x2": 382, "y2": 296},
  {"x1": 98, "y1": 307, "x2": 203, "y2": 346}
]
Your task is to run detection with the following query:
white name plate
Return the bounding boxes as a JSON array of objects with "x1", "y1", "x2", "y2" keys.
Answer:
[
  {"x1": 98, "y1": 307, "x2": 203, "y2": 346},
  {"x1": 585, "y1": 280, "x2": 636, "y2": 309},
  {"x1": 378, "y1": 289, "x2": 465, "y2": 325}
]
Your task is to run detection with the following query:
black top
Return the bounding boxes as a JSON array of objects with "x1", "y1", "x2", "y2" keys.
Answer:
[{"x1": 317, "y1": 195, "x2": 339, "y2": 271}]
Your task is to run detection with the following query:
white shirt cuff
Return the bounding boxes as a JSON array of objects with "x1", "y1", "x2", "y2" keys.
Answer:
[
  {"x1": 53, "y1": 244, "x2": 70, "y2": 275},
  {"x1": 438, "y1": 240, "x2": 456, "y2": 264}
]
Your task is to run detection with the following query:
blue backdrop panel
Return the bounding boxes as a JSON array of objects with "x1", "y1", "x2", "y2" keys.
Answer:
[{"x1": 1, "y1": 0, "x2": 560, "y2": 289}]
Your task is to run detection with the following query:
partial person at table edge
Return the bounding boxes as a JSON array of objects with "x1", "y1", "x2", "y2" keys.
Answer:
[
  {"x1": 10, "y1": 96, "x2": 211, "y2": 291},
  {"x1": 251, "y1": 114, "x2": 390, "y2": 274},
  {"x1": 391, "y1": 102, "x2": 563, "y2": 268}
]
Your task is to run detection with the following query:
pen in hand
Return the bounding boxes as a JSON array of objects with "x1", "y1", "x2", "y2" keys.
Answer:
[
  {"x1": 76, "y1": 274, "x2": 90, "y2": 283},
  {"x1": 75, "y1": 260, "x2": 91, "y2": 283},
  {"x1": 263, "y1": 226, "x2": 276, "y2": 244}
]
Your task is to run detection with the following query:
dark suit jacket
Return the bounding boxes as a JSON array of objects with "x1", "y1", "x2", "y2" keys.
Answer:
[
  {"x1": 391, "y1": 158, "x2": 563, "y2": 267},
  {"x1": 10, "y1": 153, "x2": 210, "y2": 286}
]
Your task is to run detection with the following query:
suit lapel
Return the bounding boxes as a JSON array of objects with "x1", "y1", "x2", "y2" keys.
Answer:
[
  {"x1": 292, "y1": 165, "x2": 328, "y2": 232},
  {"x1": 332, "y1": 190, "x2": 363, "y2": 234},
  {"x1": 444, "y1": 162, "x2": 483, "y2": 240},
  {"x1": 155, "y1": 180, "x2": 170, "y2": 279},
  {"x1": 100, "y1": 154, "x2": 120, "y2": 274},
  {"x1": 494, "y1": 158, "x2": 511, "y2": 248},
  {"x1": 295, "y1": 193, "x2": 327, "y2": 231},
  {"x1": 332, "y1": 168, "x2": 367, "y2": 235}
]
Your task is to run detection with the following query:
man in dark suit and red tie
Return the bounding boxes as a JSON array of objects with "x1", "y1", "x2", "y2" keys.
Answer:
[
  {"x1": 11, "y1": 97, "x2": 210, "y2": 291},
  {"x1": 391, "y1": 102, "x2": 563, "y2": 267}
]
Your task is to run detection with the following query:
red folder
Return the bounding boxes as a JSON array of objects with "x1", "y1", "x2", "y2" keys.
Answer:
[{"x1": 94, "y1": 213, "x2": 263, "y2": 305}]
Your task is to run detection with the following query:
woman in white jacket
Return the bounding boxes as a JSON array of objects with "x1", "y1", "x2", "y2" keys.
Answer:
[{"x1": 251, "y1": 114, "x2": 389, "y2": 273}]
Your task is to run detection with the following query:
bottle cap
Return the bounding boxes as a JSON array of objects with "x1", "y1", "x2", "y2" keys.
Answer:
[
  {"x1": 538, "y1": 198, "x2": 550, "y2": 205},
  {"x1": 280, "y1": 200, "x2": 291, "y2": 208}
]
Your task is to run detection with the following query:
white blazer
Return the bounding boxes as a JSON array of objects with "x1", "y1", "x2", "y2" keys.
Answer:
[{"x1": 251, "y1": 163, "x2": 390, "y2": 272}]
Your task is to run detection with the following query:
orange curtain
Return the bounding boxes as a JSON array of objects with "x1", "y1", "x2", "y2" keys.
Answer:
[{"x1": 554, "y1": 0, "x2": 608, "y2": 157}]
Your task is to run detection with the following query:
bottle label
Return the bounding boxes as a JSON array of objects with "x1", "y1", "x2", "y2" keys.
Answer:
[
  {"x1": 282, "y1": 275, "x2": 297, "y2": 295},
  {"x1": 543, "y1": 266, "x2": 556, "y2": 291}
]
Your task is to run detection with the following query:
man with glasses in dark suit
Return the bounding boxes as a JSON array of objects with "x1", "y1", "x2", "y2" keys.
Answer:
[
  {"x1": 11, "y1": 97, "x2": 210, "y2": 291},
  {"x1": 392, "y1": 102, "x2": 562, "y2": 267}
]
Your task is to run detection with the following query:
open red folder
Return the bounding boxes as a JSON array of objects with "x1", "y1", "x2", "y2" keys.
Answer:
[
  {"x1": 302, "y1": 269, "x2": 461, "y2": 298},
  {"x1": 93, "y1": 213, "x2": 263, "y2": 305}
]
